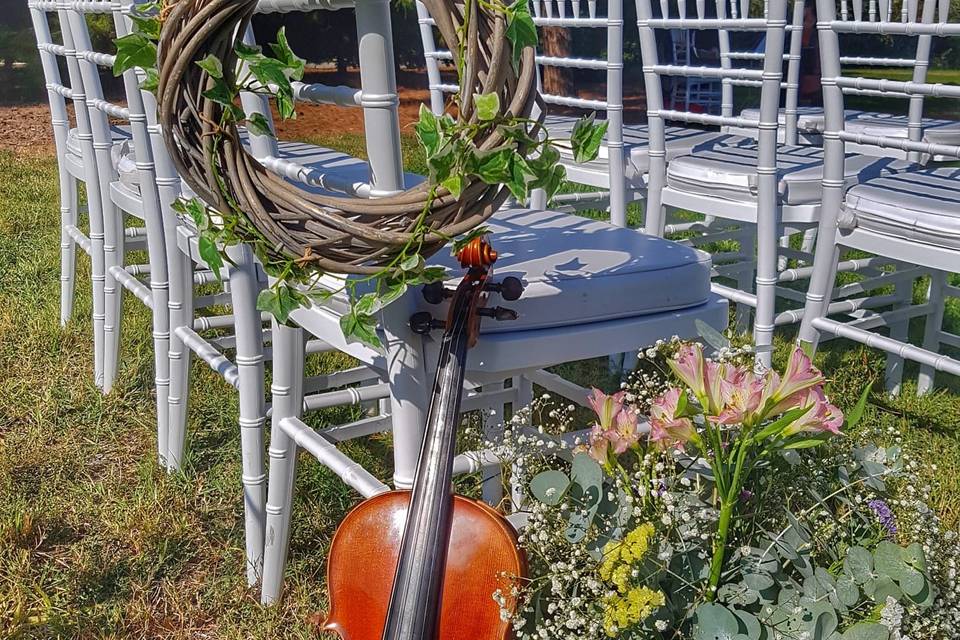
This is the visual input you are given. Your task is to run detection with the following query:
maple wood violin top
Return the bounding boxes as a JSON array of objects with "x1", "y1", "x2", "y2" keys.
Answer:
[{"x1": 323, "y1": 491, "x2": 526, "y2": 640}]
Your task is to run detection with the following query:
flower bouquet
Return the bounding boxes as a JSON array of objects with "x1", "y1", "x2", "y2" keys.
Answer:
[{"x1": 497, "y1": 339, "x2": 958, "y2": 639}]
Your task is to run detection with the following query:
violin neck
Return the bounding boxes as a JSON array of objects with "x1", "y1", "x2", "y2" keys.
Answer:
[{"x1": 381, "y1": 304, "x2": 473, "y2": 640}]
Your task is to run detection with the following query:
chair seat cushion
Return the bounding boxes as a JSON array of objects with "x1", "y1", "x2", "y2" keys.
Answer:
[
  {"x1": 740, "y1": 108, "x2": 960, "y2": 147},
  {"x1": 418, "y1": 208, "x2": 713, "y2": 333},
  {"x1": 739, "y1": 106, "x2": 837, "y2": 132},
  {"x1": 840, "y1": 168, "x2": 960, "y2": 250},
  {"x1": 67, "y1": 125, "x2": 132, "y2": 169},
  {"x1": 665, "y1": 144, "x2": 903, "y2": 206},
  {"x1": 118, "y1": 138, "x2": 422, "y2": 198},
  {"x1": 543, "y1": 114, "x2": 743, "y2": 176}
]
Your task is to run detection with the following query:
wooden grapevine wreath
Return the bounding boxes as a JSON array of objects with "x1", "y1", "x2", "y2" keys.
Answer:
[{"x1": 156, "y1": 0, "x2": 542, "y2": 278}]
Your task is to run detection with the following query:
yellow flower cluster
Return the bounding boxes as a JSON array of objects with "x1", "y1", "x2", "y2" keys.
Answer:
[
  {"x1": 603, "y1": 586, "x2": 666, "y2": 637},
  {"x1": 598, "y1": 523, "x2": 665, "y2": 637}
]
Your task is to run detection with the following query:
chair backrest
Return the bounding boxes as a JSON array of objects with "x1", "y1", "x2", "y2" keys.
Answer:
[
  {"x1": 719, "y1": 0, "x2": 805, "y2": 143},
  {"x1": 636, "y1": 0, "x2": 791, "y2": 235},
  {"x1": 817, "y1": 0, "x2": 959, "y2": 208},
  {"x1": 237, "y1": 0, "x2": 405, "y2": 200},
  {"x1": 27, "y1": 1, "x2": 73, "y2": 170},
  {"x1": 416, "y1": 0, "x2": 627, "y2": 223},
  {"x1": 817, "y1": 0, "x2": 954, "y2": 166}
]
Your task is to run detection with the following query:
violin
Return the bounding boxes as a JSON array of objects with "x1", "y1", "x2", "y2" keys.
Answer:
[{"x1": 323, "y1": 237, "x2": 528, "y2": 640}]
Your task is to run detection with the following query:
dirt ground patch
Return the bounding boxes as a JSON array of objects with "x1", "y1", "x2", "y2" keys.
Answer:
[{"x1": 0, "y1": 68, "x2": 648, "y2": 156}]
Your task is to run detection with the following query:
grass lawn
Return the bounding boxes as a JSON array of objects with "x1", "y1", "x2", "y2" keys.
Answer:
[{"x1": 1, "y1": 141, "x2": 958, "y2": 639}]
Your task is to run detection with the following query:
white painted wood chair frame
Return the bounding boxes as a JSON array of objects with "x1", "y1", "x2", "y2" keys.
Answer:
[
  {"x1": 29, "y1": 0, "x2": 111, "y2": 388},
  {"x1": 416, "y1": 0, "x2": 634, "y2": 226},
  {"x1": 796, "y1": 0, "x2": 960, "y2": 394}
]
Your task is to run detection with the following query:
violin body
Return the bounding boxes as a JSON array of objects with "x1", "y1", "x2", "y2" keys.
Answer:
[{"x1": 324, "y1": 491, "x2": 525, "y2": 640}]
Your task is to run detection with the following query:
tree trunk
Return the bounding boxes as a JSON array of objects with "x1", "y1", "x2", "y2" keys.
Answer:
[{"x1": 540, "y1": 27, "x2": 574, "y2": 96}]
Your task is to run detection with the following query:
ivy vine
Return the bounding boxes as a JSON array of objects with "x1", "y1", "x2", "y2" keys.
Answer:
[{"x1": 115, "y1": 0, "x2": 606, "y2": 347}]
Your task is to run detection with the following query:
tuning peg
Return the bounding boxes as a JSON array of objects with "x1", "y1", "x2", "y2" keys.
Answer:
[
  {"x1": 410, "y1": 312, "x2": 446, "y2": 335},
  {"x1": 486, "y1": 277, "x2": 524, "y2": 302},
  {"x1": 478, "y1": 306, "x2": 519, "y2": 322},
  {"x1": 422, "y1": 282, "x2": 452, "y2": 305}
]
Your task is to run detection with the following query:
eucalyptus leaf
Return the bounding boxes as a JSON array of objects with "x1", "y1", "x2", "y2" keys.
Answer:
[
  {"x1": 529, "y1": 470, "x2": 570, "y2": 506},
  {"x1": 692, "y1": 603, "x2": 740, "y2": 639},
  {"x1": 841, "y1": 623, "x2": 891, "y2": 640},
  {"x1": 844, "y1": 546, "x2": 874, "y2": 584},
  {"x1": 696, "y1": 318, "x2": 730, "y2": 352}
]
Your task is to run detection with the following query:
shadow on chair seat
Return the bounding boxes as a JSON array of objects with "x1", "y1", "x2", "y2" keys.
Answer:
[
  {"x1": 665, "y1": 143, "x2": 911, "y2": 215},
  {"x1": 840, "y1": 168, "x2": 960, "y2": 250},
  {"x1": 417, "y1": 208, "x2": 715, "y2": 334}
]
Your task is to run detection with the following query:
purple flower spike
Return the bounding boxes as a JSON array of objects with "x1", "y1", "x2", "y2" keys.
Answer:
[{"x1": 868, "y1": 499, "x2": 898, "y2": 537}]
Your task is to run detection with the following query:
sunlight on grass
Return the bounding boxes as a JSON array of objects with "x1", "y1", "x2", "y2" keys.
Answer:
[{"x1": 0, "y1": 140, "x2": 958, "y2": 638}]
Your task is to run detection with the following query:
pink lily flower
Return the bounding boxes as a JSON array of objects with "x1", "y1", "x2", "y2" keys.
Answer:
[
  {"x1": 588, "y1": 388, "x2": 627, "y2": 430},
  {"x1": 587, "y1": 424, "x2": 611, "y2": 464},
  {"x1": 668, "y1": 343, "x2": 708, "y2": 401},
  {"x1": 608, "y1": 409, "x2": 641, "y2": 454},
  {"x1": 782, "y1": 386, "x2": 844, "y2": 436},
  {"x1": 770, "y1": 348, "x2": 825, "y2": 410},
  {"x1": 714, "y1": 365, "x2": 767, "y2": 426},
  {"x1": 649, "y1": 388, "x2": 697, "y2": 450}
]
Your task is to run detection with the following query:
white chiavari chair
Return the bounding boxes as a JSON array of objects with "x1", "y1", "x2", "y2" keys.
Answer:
[
  {"x1": 797, "y1": 0, "x2": 960, "y2": 394},
  {"x1": 637, "y1": 0, "x2": 916, "y2": 369},
  {"x1": 30, "y1": 0, "x2": 134, "y2": 388}
]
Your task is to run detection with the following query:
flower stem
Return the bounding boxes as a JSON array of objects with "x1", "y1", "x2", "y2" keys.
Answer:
[{"x1": 706, "y1": 440, "x2": 751, "y2": 601}]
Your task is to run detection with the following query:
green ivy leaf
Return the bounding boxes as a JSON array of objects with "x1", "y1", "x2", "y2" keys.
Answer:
[
  {"x1": 400, "y1": 254, "x2": 424, "y2": 273},
  {"x1": 246, "y1": 113, "x2": 275, "y2": 138},
  {"x1": 201, "y1": 78, "x2": 237, "y2": 108},
  {"x1": 140, "y1": 67, "x2": 159, "y2": 93},
  {"x1": 469, "y1": 148, "x2": 513, "y2": 185},
  {"x1": 179, "y1": 198, "x2": 208, "y2": 231},
  {"x1": 441, "y1": 174, "x2": 464, "y2": 198},
  {"x1": 269, "y1": 27, "x2": 306, "y2": 81},
  {"x1": 415, "y1": 104, "x2": 443, "y2": 158},
  {"x1": 340, "y1": 312, "x2": 382, "y2": 349},
  {"x1": 474, "y1": 92, "x2": 500, "y2": 122},
  {"x1": 570, "y1": 113, "x2": 609, "y2": 163},
  {"x1": 248, "y1": 56, "x2": 297, "y2": 119},
  {"x1": 197, "y1": 234, "x2": 223, "y2": 280},
  {"x1": 505, "y1": 0, "x2": 538, "y2": 72},
  {"x1": 234, "y1": 41, "x2": 263, "y2": 60},
  {"x1": 406, "y1": 267, "x2": 448, "y2": 286},
  {"x1": 257, "y1": 284, "x2": 306, "y2": 325},
  {"x1": 506, "y1": 155, "x2": 534, "y2": 202},
  {"x1": 112, "y1": 33, "x2": 157, "y2": 76},
  {"x1": 196, "y1": 54, "x2": 224, "y2": 79},
  {"x1": 130, "y1": 15, "x2": 161, "y2": 41}
]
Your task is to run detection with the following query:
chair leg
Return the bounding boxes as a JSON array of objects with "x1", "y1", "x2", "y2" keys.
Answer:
[
  {"x1": 166, "y1": 249, "x2": 194, "y2": 471},
  {"x1": 60, "y1": 177, "x2": 78, "y2": 326},
  {"x1": 481, "y1": 381, "x2": 507, "y2": 507},
  {"x1": 86, "y1": 182, "x2": 107, "y2": 390},
  {"x1": 149, "y1": 239, "x2": 170, "y2": 472},
  {"x1": 753, "y1": 214, "x2": 779, "y2": 370},
  {"x1": 102, "y1": 202, "x2": 125, "y2": 393},
  {"x1": 383, "y1": 298, "x2": 431, "y2": 490},
  {"x1": 884, "y1": 273, "x2": 914, "y2": 395},
  {"x1": 261, "y1": 321, "x2": 305, "y2": 605},
  {"x1": 226, "y1": 245, "x2": 267, "y2": 587},
  {"x1": 510, "y1": 376, "x2": 534, "y2": 512},
  {"x1": 735, "y1": 229, "x2": 756, "y2": 334},
  {"x1": 918, "y1": 271, "x2": 948, "y2": 395}
]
